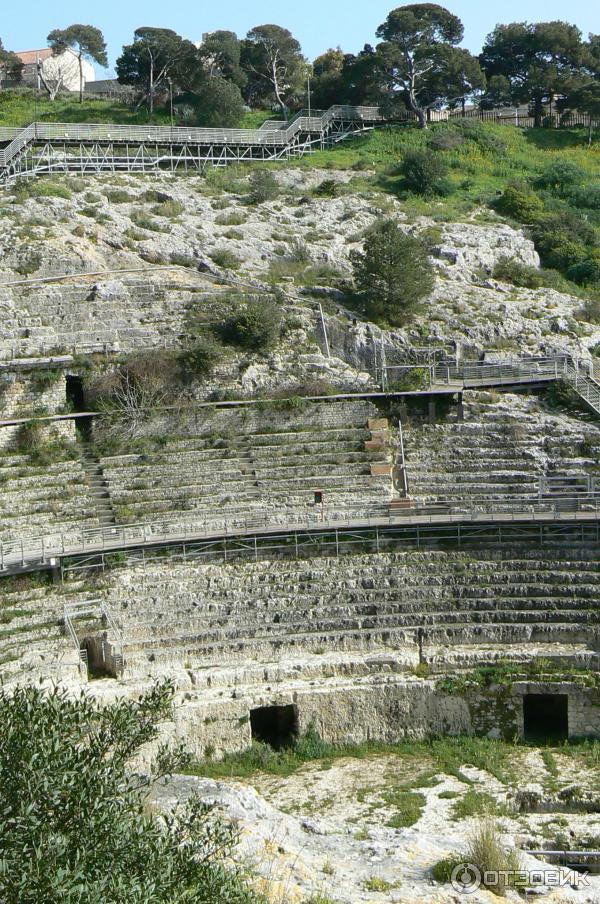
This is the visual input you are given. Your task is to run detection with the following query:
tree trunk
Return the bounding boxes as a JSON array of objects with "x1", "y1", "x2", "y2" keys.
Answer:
[
  {"x1": 149, "y1": 58, "x2": 154, "y2": 115},
  {"x1": 589, "y1": 113, "x2": 594, "y2": 147},
  {"x1": 533, "y1": 95, "x2": 543, "y2": 128},
  {"x1": 78, "y1": 53, "x2": 83, "y2": 103},
  {"x1": 405, "y1": 55, "x2": 427, "y2": 129}
]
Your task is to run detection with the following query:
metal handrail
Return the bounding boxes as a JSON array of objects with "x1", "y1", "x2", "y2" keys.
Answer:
[
  {"x1": 0, "y1": 105, "x2": 384, "y2": 170},
  {"x1": 3, "y1": 494, "x2": 600, "y2": 574}
]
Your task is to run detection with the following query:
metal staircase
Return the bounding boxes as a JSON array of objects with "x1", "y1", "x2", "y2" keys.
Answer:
[{"x1": 63, "y1": 598, "x2": 124, "y2": 677}]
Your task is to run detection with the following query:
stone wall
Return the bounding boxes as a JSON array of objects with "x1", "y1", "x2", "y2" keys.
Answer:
[
  {"x1": 143, "y1": 675, "x2": 600, "y2": 760},
  {"x1": 0, "y1": 371, "x2": 67, "y2": 420}
]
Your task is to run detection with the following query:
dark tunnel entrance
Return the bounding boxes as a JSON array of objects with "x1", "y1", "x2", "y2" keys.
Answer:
[
  {"x1": 523, "y1": 694, "x2": 569, "y2": 741},
  {"x1": 250, "y1": 704, "x2": 298, "y2": 749},
  {"x1": 66, "y1": 374, "x2": 85, "y2": 411}
]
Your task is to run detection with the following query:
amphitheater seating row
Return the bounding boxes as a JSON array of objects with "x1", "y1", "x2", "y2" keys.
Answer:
[
  {"x1": 106, "y1": 547, "x2": 600, "y2": 670},
  {"x1": 404, "y1": 391, "x2": 600, "y2": 505},
  {"x1": 98, "y1": 402, "x2": 393, "y2": 527},
  {"x1": 0, "y1": 452, "x2": 99, "y2": 544}
]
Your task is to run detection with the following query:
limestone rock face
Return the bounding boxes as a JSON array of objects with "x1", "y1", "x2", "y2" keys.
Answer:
[
  {"x1": 0, "y1": 168, "x2": 592, "y2": 373},
  {"x1": 434, "y1": 221, "x2": 540, "y2": 281}
]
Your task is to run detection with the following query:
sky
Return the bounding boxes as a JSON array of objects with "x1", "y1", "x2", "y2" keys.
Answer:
[{"x1": 3, "y1": 0, "x2": 599, "y2": 77}]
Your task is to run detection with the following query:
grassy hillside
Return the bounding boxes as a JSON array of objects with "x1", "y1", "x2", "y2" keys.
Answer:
[
  {"x1": 294, "y1": 121, "x2": 600, "y2": 296},
  {"x1": 0, "y1": 89, "x2": 271, "y2": 129},
  {"x1": 299, "y1": 121, "x2": 599, "y2": 218}
]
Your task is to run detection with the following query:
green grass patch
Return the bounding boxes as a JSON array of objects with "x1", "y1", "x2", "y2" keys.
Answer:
[
  {"x1": 452, "y1": 790, "x2": 507, "y2": 819},
  {"x1": 0, "y1": 89, "x2": 172, "y2": 127}
]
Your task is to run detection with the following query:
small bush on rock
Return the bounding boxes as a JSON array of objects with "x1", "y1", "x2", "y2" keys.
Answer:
[
  {"x1": 247, "y1": 169, "x2": 279, "y2": 204},
  {"x1": 219, "y1": 297, "x2": 282, "y2": 352},
  {"x1": 431, "y1": 856, "x2": 464, "y2": 883},
  {"x1": 153, "y1": 200, "x2": 184, "y2": 218},
  {"x1": 209, "y1": 248, "x2": 242, "y2": 269},
  {"x1": 465, "y1": 819, "x2": 521, "y2": 897},
  {"x1": 313, "y1": 179, "x2": 339, "y2": 198},
  {"x1": 179, "y1": 335, "x2": 223, "y2": 380}
]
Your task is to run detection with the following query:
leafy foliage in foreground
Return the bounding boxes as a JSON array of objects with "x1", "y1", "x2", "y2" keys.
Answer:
[{"x1": 0, "y1": 682, "x2": 260, "y2": 904}]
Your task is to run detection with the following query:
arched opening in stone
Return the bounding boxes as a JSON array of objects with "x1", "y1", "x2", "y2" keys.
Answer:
[
  {"x1": 523, "y1": 693, "x2": 568, "y2": 741},
  {"x1": 250, "y1": 704, "x2": 298, "y2": 749}
]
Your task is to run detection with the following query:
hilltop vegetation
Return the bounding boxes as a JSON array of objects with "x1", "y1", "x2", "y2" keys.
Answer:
[
  {"x1": 294, "y1": 121, "x2": 600, "y2": 293},
  {"x1": 0, "y1": 89, "x2": 269, "y2": 129}
]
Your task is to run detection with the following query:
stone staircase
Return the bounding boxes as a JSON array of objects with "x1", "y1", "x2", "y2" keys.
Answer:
[{"x1": 80, "y1": 446, "x2": 116, "y2": 527}]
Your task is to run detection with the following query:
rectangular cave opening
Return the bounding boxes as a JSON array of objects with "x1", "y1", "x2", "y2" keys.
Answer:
[
  {"x1": 523, "y1": 693, "x2": 569, "y2": 741},
  {"x1": 66, "y1": 374, "x2": 85, "y2": 411},
  {"x1": 250, "y1": 704, "x2": 298, "y2": 749}
]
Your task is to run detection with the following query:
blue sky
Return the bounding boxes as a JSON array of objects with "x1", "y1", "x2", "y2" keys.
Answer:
[{"x1": 4, "y1": 0, "x2": 599, "y2": 76}]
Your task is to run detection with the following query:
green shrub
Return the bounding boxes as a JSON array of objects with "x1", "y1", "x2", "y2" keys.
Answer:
[
  {"x1": 400, "y1": 149, "x2": 450, "y2": 196},
  {"x1": 14, "y1": 252, "x2": 42, "y2": 276},
  {"x1": 567, "y1": 185, "x2": 600, "y2": 210},
  {"x1": 153, "y1": 200, "x2": 184, "y2": 218},
  {"x1": 531, "y1": 210, "x2": 595, "y2": 272},
  {"x1": 350, "y1": 219, "x2": 434, "y2": 326},
  {"x1": 247, "y1": 169, "x2": 279, "y2": 204},
  {"x1": 313, "y1": 179, "x2": 339, "y2": 198},
  {"x1": 179, "y1": 336, "x2": 223, "y2": 380},
  {"x1": 494, "y1": 183, "x2": 545, "y2": 222},
  {"x1": 492, "y1": 258, "x2": 572, "y2": 292},
  {"x1": 431, "y1": 856, "x2": 464, "y2": 883},
  {"x1": 567, "y1": 258, "x2": 600, "y2": 287},
  {"x1": 454, "y1": 119, "x2": 507, "y2": 154},
  {"x1": 130, "y1": 211, "x2": 162, "y2": 231},
  {"x1": 13, "y1": 179, "x2": 72, "y2": 203},
  {"x1": 428, "y1": 128, "x2": 465, "y2": 151},
  {"x1": 142, "y1": 189, "x2": 173, "y2": 203},
  {"x1": 214, "y1": 210, "x2": 247, "y2": 226},
  {"x1": 536, "y1": 160, "x2": 587, "y2": 195},
  {"x1": 0, "y1": 682, "x2": 260, "y2": 904},
  {"x1": 209, "y1": 248, "x2": 242, "y2": 269},
  {"x1": 103, "y1": 189, "x2": 133, "y2": 204},
  {"x1": 219, "y1": 297, "x2": 282, "y2": 352}
]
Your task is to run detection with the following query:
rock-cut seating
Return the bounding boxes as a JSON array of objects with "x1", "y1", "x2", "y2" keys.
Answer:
[
  {"x1": 103, "y1": 545, "x2": 600, "y2": 674},
  {"x1": 97, "y1": 400, "x2": 394, "y2": 529}
]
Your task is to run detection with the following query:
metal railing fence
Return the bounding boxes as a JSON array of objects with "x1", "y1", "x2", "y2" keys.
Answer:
[
  {"x1": 4, "y1": 494, "x2": 600, "y2": 574},
  {"x1": 0, "y1": 105, "x2": 383, "y2": 169}
]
